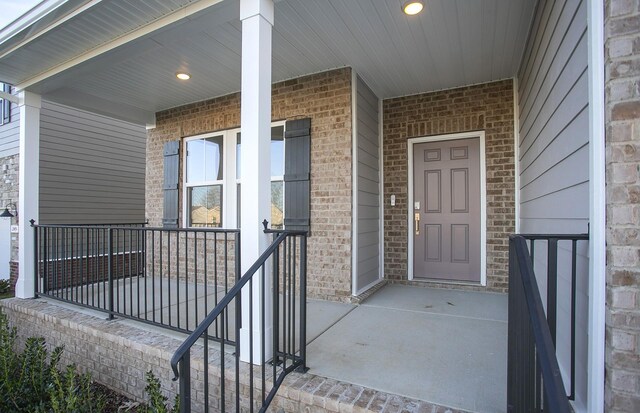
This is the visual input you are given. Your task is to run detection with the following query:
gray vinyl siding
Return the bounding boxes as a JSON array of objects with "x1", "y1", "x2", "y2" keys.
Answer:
[
  {"x1": 517, "y1": 0, "x2": 588, "y2": 409},
  {"x1": 355, "y1": 76, "x2": 381, "y2": 293},
  {"x1": 39, "y1": 101, "x2": 146, "y2": 224},
  {"x1": 0, "y1": 90, "x2": 20, "y2": 158}
]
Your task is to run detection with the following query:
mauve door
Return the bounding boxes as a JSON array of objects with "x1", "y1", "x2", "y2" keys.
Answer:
[{"x1": 413, "y1": 138, "x2": 481, "y2": 282}]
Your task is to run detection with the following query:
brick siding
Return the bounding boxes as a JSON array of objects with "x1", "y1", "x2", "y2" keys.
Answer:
[
  {"x1": 382, "y1": 80, "x2": 515, "y2": 292},
  {"x1": 605, "y1": 1, "x2": 640, "y2": 411},
  {"x1": 147, "y1": 68, "x2": 353, "y2": 302}
]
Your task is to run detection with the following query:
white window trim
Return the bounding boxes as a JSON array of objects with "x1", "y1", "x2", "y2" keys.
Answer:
[{"x1": 182, "y1": 121, "x2": 286, "y2": 229}]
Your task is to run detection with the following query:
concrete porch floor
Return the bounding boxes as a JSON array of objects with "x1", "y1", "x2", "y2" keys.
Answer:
[
  {"x1": 306, "y1": 284, "x2": 508, "y2": 413},
  {"x1": 45, "y1": 280, "x2": 507, "y2": 412}
]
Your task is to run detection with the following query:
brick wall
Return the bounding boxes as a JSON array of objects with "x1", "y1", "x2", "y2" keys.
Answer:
[
  {"x1": 382, "y1": 80, "x2": 515, "y2": 292},
  {"x1": 147, "y1": 68, "x2": 353, "y2": 302},
  {"x1": 0, "y1": 154, "x2": 18, "y2": 285},
  {"x1": 605, "y1": 1, "x2": 640, "y2": 411}
]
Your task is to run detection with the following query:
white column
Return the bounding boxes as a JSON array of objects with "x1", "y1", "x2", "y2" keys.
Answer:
[
  {"x1": 15, "y1": 91, "x2": 41, "y2": 299},
  {"x1": 239, "y1": 0, "x2": 273, "y2": 364}
]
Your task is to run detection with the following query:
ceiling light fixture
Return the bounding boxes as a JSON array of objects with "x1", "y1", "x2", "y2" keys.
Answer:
[
  {"x1": 176, "y1": 72, "x2": 191, "y2": 80},
  {"x1": 402, "y1": 1, "x2": 424, "y2": 15}
]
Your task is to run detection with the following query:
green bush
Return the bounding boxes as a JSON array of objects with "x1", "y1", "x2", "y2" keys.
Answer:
[
  {"x1": 0, "y1": 279, "x2": 11, "y2": 294},
  {"x1": 0, "y1": 309, "x2": 179, "y2": 412},
  {"x1": 138, "y1": 371, "x2": 179, "y2": 413}
]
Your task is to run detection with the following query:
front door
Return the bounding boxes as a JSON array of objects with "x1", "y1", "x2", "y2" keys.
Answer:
[{"x1": 413, "y1": 138, "x2": 481, "y2": 282}]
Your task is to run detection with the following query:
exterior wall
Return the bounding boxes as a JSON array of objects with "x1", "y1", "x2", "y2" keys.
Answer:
[
  {"x1": 516, "y1": 0, "x2": 590, "y2": 407},
  {"x1": 39, "y1": 101, "x2": 147, "y2": 224},
  {"x1": 0, "y1": 88, "x2": 20, "y2": 158},
  {"x1": 382, "y1": 80, "x2": 515, "y2": 292},
  {"x1": 0, "y1": 154, "x2": 18, "y2": 286},
  {"x1": 353, "y1": 75, "x2": 381, "y2": 294},
  {"x1": 605, "y1": 0, "x2": 640, "y2": 411},
  {"x1": 146, "y1": 68, "x2": 353, "y2": 302}
]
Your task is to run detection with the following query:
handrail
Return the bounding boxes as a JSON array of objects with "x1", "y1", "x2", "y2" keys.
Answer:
[
  {"x1": 170, "y1": 231, "x2": 288, "y2": 377},
  {"x1": 508, "y1": 235, "x2": 571, "y2": 412},
  {"x1": 170, "y1": 228, "x2": 308, "y2": 413}
]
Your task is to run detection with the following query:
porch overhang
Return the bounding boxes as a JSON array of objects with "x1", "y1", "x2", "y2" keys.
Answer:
[{"x1": 0, "y1": 0, "x2": 535, "y2": 126}]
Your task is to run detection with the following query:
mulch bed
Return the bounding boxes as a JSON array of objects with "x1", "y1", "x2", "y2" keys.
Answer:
[{"x1": 92, "y1": 382, "x2": 142, "y2": 412}]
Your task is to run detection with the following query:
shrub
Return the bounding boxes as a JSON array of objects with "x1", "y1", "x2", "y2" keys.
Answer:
[
  {"x1": 0, "y1": 279, "x2": 11, "y2": 294},
  {"x1": 138, "y1": 371, "x2": 179, "y2": 413}
]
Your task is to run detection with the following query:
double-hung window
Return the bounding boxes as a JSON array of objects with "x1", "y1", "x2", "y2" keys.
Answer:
[
  {"x1": 184, "y1": 134, "x2": 224, "y2": 227},
  {"x1": 183, "y1": 122, "x2": 286, "y2": 228},
  {"x1": 236, "y1": 124, "x2": 285, "y2": 229}
]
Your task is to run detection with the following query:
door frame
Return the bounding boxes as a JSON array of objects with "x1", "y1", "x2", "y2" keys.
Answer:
[{"x1": 407, "y1": 131, "x2": 487, "y2": 285}]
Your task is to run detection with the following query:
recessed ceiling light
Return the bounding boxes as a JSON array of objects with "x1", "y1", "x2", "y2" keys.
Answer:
[
  {"x1": 176, "y1": 72, "x2": 191, "y2": 80},
  {"x1": 402, "y1": 1, "x2": 424, "y2": 15}
]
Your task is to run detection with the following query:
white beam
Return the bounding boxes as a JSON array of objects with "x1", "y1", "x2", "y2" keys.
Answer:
[
  {"x1": 15, "y1": 91, "x2": 41, "y2": 299},
  {"x1": 0, "y1": 91, "x2": 18, "y2": 104},
  {"x1": 239, "y1": 0, "x2": 274, "y2": 364}
]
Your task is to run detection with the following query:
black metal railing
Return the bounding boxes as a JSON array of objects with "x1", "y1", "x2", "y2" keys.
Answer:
[
  {"x1": 521, "y1": 233, "x2": 589, "y2": 401},
  {"x1": 171, "y1": 229, "x2": 308, "y2": 413},
  {"x1": 32, "y1": 221, "x2": 240, "y2": 337},
  {"x1": 508, "y1": 234, "x2": 586, "y2": 413}
]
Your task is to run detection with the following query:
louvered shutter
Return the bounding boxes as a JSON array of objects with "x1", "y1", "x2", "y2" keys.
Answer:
[
  {"x1": 163, "y1": 141, "x2": 180, "y2": 228},
  {"x1": 284, "y1": 118, "x2": 311, "y2": 232},
  {"x1": 2, "y1": 84, "x2": 10, "y2": 124}
]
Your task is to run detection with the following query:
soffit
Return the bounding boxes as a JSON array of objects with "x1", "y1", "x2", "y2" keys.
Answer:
[{"x1": 0, "y1": 0, "x2": 537, "y2": 124}]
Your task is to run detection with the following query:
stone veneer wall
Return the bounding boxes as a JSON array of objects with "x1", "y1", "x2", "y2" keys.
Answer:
[
  {"x1": 146, "y1": 68, "x2": 353, "y2": 302},
  {"x1": 382, "y1": 80, "x2": 515, "y2": 292},
  {"x1": 0, "y1": 154, "x2": 18, "y2": 287},
  {"x1": 605, "y1": 1, "x2": 640, "y2": 411}
]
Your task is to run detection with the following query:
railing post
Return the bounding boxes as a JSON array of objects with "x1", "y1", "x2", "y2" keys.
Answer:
[
  {"x1": 108, "y1": 228, "x2": 114, "y2": 320},
  {"x1": 179, "y1": 352, "x2": 191, "y2": 413},
  {"x1": 546, "y1": 238, "x2": 558, "y2": 345},
  {"x1": 297, "y1": 234, "x2": 308, "y2": 372},
  {"x1": 31, "y1": 220, "x2": 38, "y2": 296}
]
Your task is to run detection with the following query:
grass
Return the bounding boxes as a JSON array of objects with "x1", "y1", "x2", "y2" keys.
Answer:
[{"x1": 0, "y1": 292, "x2": 13, "y2": 300}]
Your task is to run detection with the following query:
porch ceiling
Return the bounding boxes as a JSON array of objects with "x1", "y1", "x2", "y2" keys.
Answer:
[{"x1": 1, "y1": 0, "x2": 536, "y2": 125}]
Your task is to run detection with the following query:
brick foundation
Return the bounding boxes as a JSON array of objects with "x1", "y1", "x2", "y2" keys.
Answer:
[
  {"x1": 0, "y1": 298, "x2": 468, "y2": 413},
  {"x1": 605, "y1": 0, "x2": 640, "y2": 411},
  {"x1": 382, "y1": 80, "x2": 516, "y2": 292}
]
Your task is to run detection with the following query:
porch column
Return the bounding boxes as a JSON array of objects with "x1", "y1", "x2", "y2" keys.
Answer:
[
  {"x1": 239, "y1": 0, "x2": 274, "y2": 364},
  {"x1": 15, "y1": 91, "x2": 41, "y2": 299}
]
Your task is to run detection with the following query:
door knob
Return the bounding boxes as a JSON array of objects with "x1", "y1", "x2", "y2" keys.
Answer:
[{"x1": 414, "y1": 212, "x2": 420, "y2": 235}]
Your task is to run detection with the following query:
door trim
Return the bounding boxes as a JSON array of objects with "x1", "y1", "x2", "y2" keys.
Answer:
[{"x1": 407, "y1": 131, "x2": 487, "y2": 285}]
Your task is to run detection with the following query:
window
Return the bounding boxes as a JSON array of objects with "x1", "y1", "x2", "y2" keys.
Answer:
[
  {"x1": 236, "y1": 125, "x2": 285, "y2": 228},
  {"x1": 184, "y1": 135, "x2": 224, "y2": 227},
  {"x1": 183, "y1": 122, "x2": 285, "y2": 228}
]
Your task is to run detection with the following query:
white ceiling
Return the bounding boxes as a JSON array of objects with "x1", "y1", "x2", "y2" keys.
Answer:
[{"x1": 1, "y1": 0, "x2": 537, "y2": 124}]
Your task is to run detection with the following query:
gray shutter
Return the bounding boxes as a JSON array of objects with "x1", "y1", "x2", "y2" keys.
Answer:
[
  {"x1": 284, "y1": 118, "x2": 311, "y2": 232},
  {"x1": 163, "y1": 141, "x2": 180, "y2": 228},
  {"x1": 2, "y1": 84, "x2": 10, "y2": 124}
]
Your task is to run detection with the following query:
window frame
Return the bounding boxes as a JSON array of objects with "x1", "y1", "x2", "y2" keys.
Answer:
[
  {"x1": 181, "y1": 120, "x2": 286, "y2": 229},
  {"x1": 182, "y1": 131, "x2": 229, "y2": 228}
]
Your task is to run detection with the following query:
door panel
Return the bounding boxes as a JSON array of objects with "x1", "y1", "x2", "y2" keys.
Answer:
[{"x1": 413, "y1": 138, "x2": 481, "y2": 282}]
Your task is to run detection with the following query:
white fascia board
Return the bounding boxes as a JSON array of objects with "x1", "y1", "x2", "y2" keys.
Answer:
[
  {"x1": 0, "y1": 0, "x2": 96, "y2": 58},
  {"x1": 14, "y1": 0, "x2": 224, "y2": 91}
]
